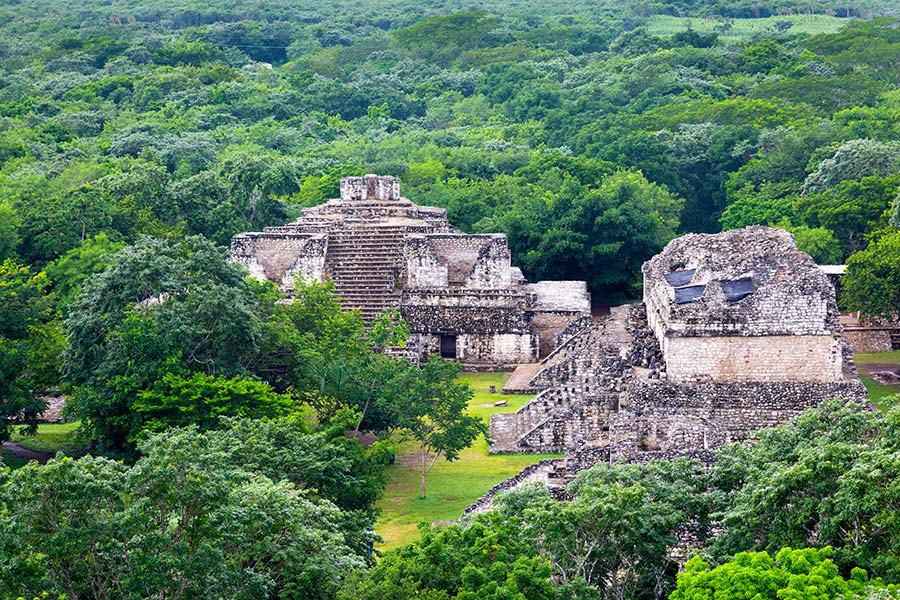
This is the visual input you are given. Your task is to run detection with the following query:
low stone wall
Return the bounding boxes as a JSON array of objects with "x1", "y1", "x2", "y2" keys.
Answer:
[
  {"x1": 402, "y1": 304, "x2": 532, "y2": 334},
  {"x1": 461, "y1": 458, "x2": 565, "y2": 517},
  {"x1": 531, "y1": 312, "x2": 587, "y2": 358},
  {"x1": 629, "y1": 377, "x2": 868, "y2": 411},
  {"x1": 843, "y1": 328, "x2": 893, "y2": 354}
]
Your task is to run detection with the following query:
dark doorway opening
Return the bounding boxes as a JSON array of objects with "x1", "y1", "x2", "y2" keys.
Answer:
[{"x1": 440, "y1": 334, "x2": 457, "y2": 359}]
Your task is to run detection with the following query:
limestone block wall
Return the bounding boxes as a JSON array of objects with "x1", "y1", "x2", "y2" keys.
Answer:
[
  {"x1": 424, "y1": 235, "x2": 512, "y2": 288},
  {"x1": 282, "y1": 236, "x2": 326, "y2": 288},
  {"x1": 526, "y1": 281, "x2": 591, "y2": 312},
  {"x1": 416, "y1": 332, "x2": 536, "y2": 363},
  {"x1": 460, "y1": 333, "x2": 537, "y2": 363},
  {"x1": 231, "y1": 233, "x2": 326, "y2": 286},
  {"x1": 339, "y1": 174, "x2": 400, "y2": 201},
  {"x1": 628, "y1": 377, "x2": 867, "y2": 411},
  {"x1": 401, "y1": 290, "x2": 533, "y2": 333},
  {"x1": 624, "y1": 377, "x2": 867, "y2": 448},
  {"x1": 644, "y1": 279, "x2": 835, "y2": 340},
  {"x1": 843, "y1": 329, "x2": 893, "y2": 353},
  {"x1": 404, "y1": 237, "x2": 449, "y2": 288},
  {"x1": 664, "y1": 335, "x2": 844, "y2": 382},
  {"x1": 466, "y1": 237, "x2": 513, "y2": 289},
  {"x1": 524, "y1": 281, "x2": 591, "y2": 357},
  {"x1": 531, "y1": 312, "x2": 586, "y2": 358}
]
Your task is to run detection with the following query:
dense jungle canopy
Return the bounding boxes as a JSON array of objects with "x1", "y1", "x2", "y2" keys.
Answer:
[{"x1": 4, "y1": 1, "x2": 900, "y2": 598}]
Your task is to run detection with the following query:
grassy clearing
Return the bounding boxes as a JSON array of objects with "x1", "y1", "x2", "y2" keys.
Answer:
[
  {"x1": 644, "y1": 14, "x2": 849, "y2": 42},
  {"x1": 854, "y1": 351, "x2": 900, "y2": 367},
  {"x1": 374, "y1": 371, "x2": 561, "y2": 551},
  {"x1": 860, "y1": 375, "x2": 898, "y2": 411},
  {"x1": 855, "y1": 351, "x2": 900, "y2": 411},
  {"x1": 10, "y1": 422, "x2": 85, "y2": 457}
]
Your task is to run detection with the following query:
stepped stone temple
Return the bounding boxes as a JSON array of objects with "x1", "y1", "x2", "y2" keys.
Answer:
[
  {"x1": 469, "y1": 226, "x2": 868, "y2": 514},
  {"x1": 231, "y1": 174, "x2": 590, "y2": 366}
]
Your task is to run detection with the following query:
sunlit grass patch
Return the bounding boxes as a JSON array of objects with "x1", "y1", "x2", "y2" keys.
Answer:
[
  {"x1": 375, "y1": 371, "x2": 561, "y2": 551},
  {"x1": 644, "y1": 14, "x2": 849, "y2": 42},
  {"x1": 11, "y1": 421, "x2": 85, "y2": 457}
]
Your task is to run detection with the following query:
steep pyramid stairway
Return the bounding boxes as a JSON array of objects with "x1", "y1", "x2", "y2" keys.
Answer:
[{"x1": 325, "y1": 224, "x2": 407, "y2": 322}]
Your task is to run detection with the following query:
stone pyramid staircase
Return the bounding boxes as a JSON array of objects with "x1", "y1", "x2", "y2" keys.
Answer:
[{"x1": 325, "y1": 224, "x2": 406, "y2": 322}]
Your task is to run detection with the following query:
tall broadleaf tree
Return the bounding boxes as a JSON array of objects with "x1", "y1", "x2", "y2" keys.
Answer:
[{"x1": 384, "y1": 357, "x2": 486, "y2": 499}]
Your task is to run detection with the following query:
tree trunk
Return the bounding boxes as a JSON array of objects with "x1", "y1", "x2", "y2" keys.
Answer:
[{"x1": 420, "y1": 443, "x2": 427, "y2": 499}]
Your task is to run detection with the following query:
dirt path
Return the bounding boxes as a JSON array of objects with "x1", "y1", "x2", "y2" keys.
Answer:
[{"x1": 2, "y1": 442, "x2": 52, "y2": 464}]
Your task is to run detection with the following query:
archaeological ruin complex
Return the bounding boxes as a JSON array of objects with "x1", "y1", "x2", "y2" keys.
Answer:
[
  {"x1": 231, "y1": 175, "x2": 590, "y2": 366},
  {"x1": 231, "y1": 184, "x2": 869, "y2": 511},
  {"x1": 472, "y1": 226, "x2": 869, "y2": 512}
]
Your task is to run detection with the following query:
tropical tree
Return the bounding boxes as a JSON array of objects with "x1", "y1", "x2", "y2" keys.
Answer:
[
  {"x1": 0, "y1": 425, "x2": 367, "y2": 599},
  {"x1": 385, "y1": 356, "x2": 485, "y2": 498},
  {"x1": 0, "y1": 260, "x2": 60, "y2": 459},
  {"x1": 62, "y1": 236, "x2": 270, "y2": 454},
  {"x1": 709, "y1": 400, "x2": 900, "y2": 580},
  {"x1": 841, "y1": 231, "x2": 900, "y2": 321},
  {"x1": 670, "y1": 547, "x2": 898, "y2": 600},
  {"x1": 339, "y1": 511, "x2": 570, "y2": 600}
]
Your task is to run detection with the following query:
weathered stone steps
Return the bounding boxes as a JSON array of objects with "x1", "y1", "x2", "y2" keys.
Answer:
[{"x1": 324, "y1": 225, "x2": 408, "y2": 322}]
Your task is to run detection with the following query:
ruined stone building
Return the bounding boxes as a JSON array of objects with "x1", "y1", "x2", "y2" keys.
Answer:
[
  {"x1": 231, "y1": 175, "x2": 590, "y2": 366},
  {"x1": 473, "y1": 226, "x2": 868, "y2": 512},
  {"x1": 818, "y1": 264, "x2": 900, "y2": 353}
]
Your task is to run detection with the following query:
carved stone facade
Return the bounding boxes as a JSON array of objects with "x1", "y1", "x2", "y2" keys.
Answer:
[
  {"x1": 473, "y1": 226, "x2": 869, "y2": 513},
  {"x1": 231, "y1": 175, "x2": 591, "y2": 366}
]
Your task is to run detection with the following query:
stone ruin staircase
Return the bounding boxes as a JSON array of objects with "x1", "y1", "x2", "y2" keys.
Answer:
[
  {"x1": 489, "y1": 306, "x2": 633, "y2": 455},
  {"x1": 325, "y1": 224, "x2": 406, "y2": 322},
  {"x1": 475, "y1": 306, "x2": 639, "y2": 513}
]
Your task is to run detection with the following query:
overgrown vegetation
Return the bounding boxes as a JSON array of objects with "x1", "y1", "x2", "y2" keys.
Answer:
[
  {"x1": 350, "y1": 401, "x2": 900, "y2": 599},
  {"x1": 3, "y1": 0, "x2": 900, "y2": 597}
]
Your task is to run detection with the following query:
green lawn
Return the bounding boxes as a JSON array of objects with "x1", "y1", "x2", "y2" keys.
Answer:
[
  {"x1": 854, "y1": 351, "x2": 900, "y2": 410},
  {"x1": 644, "y1": 14, "x2": 849, "y2": 42},
  {"x1": 10, "y1": 422, "x2": 85, "y2": 458},
  {"x1": 374, "y1": 372, "x2": 561, "y2": 551}
]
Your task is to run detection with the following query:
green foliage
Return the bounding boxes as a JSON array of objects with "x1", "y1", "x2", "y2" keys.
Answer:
[
  {"x1": 841, "y1": 231, "x2": 900, "y2": 320},
  {"x1": 0, "y1": 202, "x2": 19, "y2": 261},
  {"x1": 488, "y1": 169, "x2": 682, "y2": 300},
  {"x1": 780, "y1": 223, "x2": 843, "y2": 265},
  {"x1": 43, "y1": 232, "x2": 124, "y2": 311},
  {"x1": 340, "y1": 512, "x2": 571, "y2": 600},
  {"x1": 62, "y1": 236, "x2": 269, "y2": 454},
  {"x1": 0, "y1": 424, "x2": 369, "y2": 599},
  {"x1": 385, "y1": 357, "x2": 485, "y2": 498},
  {"x1": 670, "y1": 547, "x2": 897, "y2": 600},
  {"x1": 709, "y1": 400, "x2": 900, "y2": 580},
  {"x1": 521, "y1": 459, "x2": 709, "y2": 598},
  {"x1": 0, "y1": 4, "x2": 898, "y2": 299},
  {"x1": 803, "y1": 140, "x2": 900, "y2": 195},
  {"x1": 133, "y1": 371, "x2": 295, "y2": 434},
  {"x1": 393, "y1": 11, "x2": 505, "y2": 66},
  {"x1": 0, "y1": 260, "x2": 59, "y2": 447}
]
